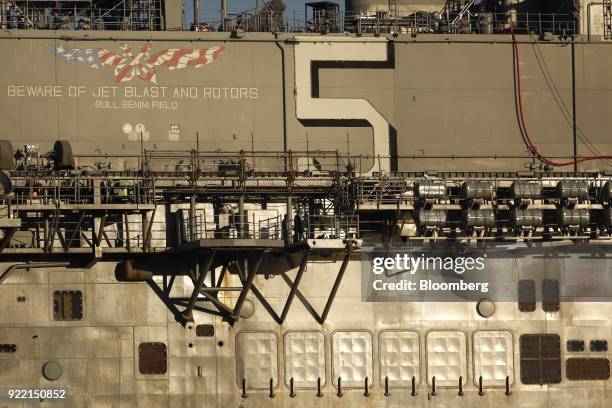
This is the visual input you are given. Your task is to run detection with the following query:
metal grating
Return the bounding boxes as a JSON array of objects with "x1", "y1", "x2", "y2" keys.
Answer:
[
  {"x1": 542, "y1": 279, "x2": 560, "y2": 312},
  {"x1": 138, "y1": 342, "x2": 168, "y2": 375},
  {"x1": 566, "y1": 358, "x2": 610, "y2": 381},
  {"x1": 590, "y1": 340, "x2": 608, "y2": 352},
  {"x1": 566, "y1": 340, "x2": 585, "y2": 352},
  {"x1": 518, "y1": 279, "x2": 536, "y2": 312},
  {"x1": 52, "y1": 290, "x2": 83, "y2": 321},
  {"x1": 520, "y1": 334, "x2": 561, "y2": 385},
  {"x1": 196, "y1": 324, "x2": 215, "y2": 337},
  {"x1": 0, "y1": 344, "x2": 17, "y2": 353}
]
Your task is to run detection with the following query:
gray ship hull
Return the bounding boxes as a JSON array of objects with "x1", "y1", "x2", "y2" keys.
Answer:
[
  {"x1": 1, "y1": 31, "x2": 612, "y2": 408},
  {"x1": 1, "y1": 32, "x2": 611, "y2": 172},
  {"x1": 1, "y1": 245, "x2": 611, "y2": 407}
]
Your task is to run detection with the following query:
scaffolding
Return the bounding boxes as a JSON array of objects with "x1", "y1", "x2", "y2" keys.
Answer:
[
  {"x1": 2, "y1": 149, "x2": 612, "y2": 324},
  {"x1": 0, "y1": 0, "x2": 164, "y2": 30},
  {"x1": 0, "y1": 0, "x2": 580, "y2": 34},
  {"x1": 304, "y1": 1, "x2": 340, "y2": 33},
  {"x1": 1, "y1": 150, "x2": 612, "y2": 256}
]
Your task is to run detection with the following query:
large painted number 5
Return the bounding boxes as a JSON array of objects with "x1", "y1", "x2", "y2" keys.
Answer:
[{"x1": 294, "y1": 37, "x2": 395, "y2": 173}]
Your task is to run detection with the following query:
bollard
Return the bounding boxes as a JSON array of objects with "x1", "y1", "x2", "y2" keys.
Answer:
[
  {"x1": 289, "y1": 377, "x2": 295, "y2": 398},
  {"x1": 478, "y1": 376, "x2": 484, "y2": 396},
  {"x1": 505, "y1": 376, "x2": 511, "y2": 396},
  {"x1": 269, "y1": 378, "x2": 275, "y2": 398},
  {"x1": 337, "y1": 377, "x2": 343, "y2": 397},
  {"x1": 431, "y1": 376, "x2": 437, "y2": 396},
  {"x1": 316, "y1": 377, "x2": 323, "y2": 398},
  {"x1": 411, "y1": 375, "x2": 417, "y2": 396},
  {"x1": 241, "y1": 378, "x2": 247, "y2": 398},
  {"x1": 384, "y1": 376, "x2": 390, "y2": 396},
  {"x1": 458, "y1": 376, "x2": 463, "y2": 396},
  {"x1": 364, "y1": 376, "x2": 370, "y2": 397}
]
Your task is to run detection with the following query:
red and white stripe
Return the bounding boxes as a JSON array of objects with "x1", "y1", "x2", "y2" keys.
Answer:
[
  {"x1": 114, "y1": 62, "x2": 157, "y2": 83},
  {"x1": 96, "y1": 48, "x2": 126, "y2": 67},
  {"x1": 80, "y1": 44, "x2": 226, "y2": 83},
  {"x1": 147, "y1": 46, "x2": 225, "y2": 70}
]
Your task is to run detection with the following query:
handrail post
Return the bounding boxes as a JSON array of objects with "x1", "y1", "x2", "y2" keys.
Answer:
[
  {"x1": 269, "y1": 378, "x2": 275, "y2": 398},
  {"x1": 289, "y1": 377, "x2": 295, "y2": 398},
  {"x1": 241, "y1": 378, "x2": 247, "y2": 398}
]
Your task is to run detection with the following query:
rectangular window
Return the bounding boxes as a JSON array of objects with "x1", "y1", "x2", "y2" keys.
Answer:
[
  {"x1": 520, "y1": 334, "x2": 561, "y2": 385},
  {"x1": 52, "y1": 290, "x2": 83, "y2": 321},
  {"x1": 517, "y1": 279, "x2": 536, "y2": 312}
]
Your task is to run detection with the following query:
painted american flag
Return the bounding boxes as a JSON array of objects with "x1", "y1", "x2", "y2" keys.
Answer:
[{"x1": 49, "y1": 43, "x2": 225, "y2": 83}]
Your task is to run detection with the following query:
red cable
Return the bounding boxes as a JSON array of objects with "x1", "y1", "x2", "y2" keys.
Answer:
[{"x1": 511, "y1": 32, "x2": 612, "y2": 166}]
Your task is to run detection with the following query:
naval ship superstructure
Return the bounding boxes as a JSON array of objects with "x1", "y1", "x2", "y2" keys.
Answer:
[{"x1": 1, "y1": 0, "x2": 612, "y2": 407}]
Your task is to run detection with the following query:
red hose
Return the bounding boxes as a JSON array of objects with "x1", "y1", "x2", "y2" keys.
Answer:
[{"x1": 511, "y1": 32, "x2": 612, "y2": 166}]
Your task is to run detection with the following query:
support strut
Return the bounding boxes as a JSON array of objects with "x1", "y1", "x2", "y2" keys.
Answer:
[
  {"x1": 181, "y1": 250, "x2": 216, "y2": 322},
  {"x1": 280, "y1": 247, "x2": 351, "y2": 324},
  {"x1": 239, "y1": 252, "x2": 309, "y2": 324}
]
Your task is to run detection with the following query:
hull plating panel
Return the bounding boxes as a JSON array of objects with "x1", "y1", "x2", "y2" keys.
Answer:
[
  {"x1": 0, "y1": 255, "x2": 612, "y2": 407},
  {"x1": 426, "y1": 330, "x2": 468, "y2": 387},
  {"x1": 284, "y1": 331, "x2": 326, "y2": 388},
  {"x1": 331, "y1": 330, "x2": 373, "y2": 388},
  {"x1": 473, "y1": 330, "x2": 514, "y2": 386},
  {"x1": 235, "y1": 331, "x2": 278, "y2": 390},
  {"x1": 379, "y1": 330, "x2": 420, "y2": 386}
]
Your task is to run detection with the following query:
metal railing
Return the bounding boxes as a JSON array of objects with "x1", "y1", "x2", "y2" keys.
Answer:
[
  {"x1": 189, "y1": 11, "x2": 577, "y2": 36},
  {"x1": 4, "y1": 175, "x2": 156, "y2": 206},
  {"x1": 308, "y1": 214, "x2": 359, "y2": 240},
  {"x1": 144, "y1": 149, "x2": 347, "y2": 174},
  {"x1": 1, "y1": 2, "x2": 163, "y2": 30},
  {"x1": 1, "y1": 5, "x2": 578, "y2": 36},
  {"x1": 180, "y1": 213, "x2": 284, "y2": 241},
  {"x1": 142, "y1": 150, "x2": 387, "y2": 182},
  {"x1": 3, "y1": 217, "x2": 167, "y2": 250},
  {"x1": 0, "y1": 205, "x2": 11, "y2": 220},
  {"x1": 344, "y1": 11, "x2": 577, "y2": 36},
  {"x1": 179, "y1": 211, "x2": 358, "y2": 242},
  {"x1": 2, "y1": 148, "x2": 612, "y2": 252},
  {"x1": 258, "y1": 215, "x2": 284, "y2": 240},
  {"x1": 2, "y1": 150, "x2": 606, "y2": 209}
]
